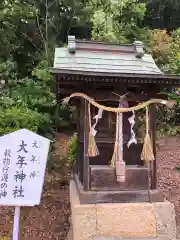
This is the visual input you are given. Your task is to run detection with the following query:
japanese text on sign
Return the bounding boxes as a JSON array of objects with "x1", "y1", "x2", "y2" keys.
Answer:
[{"x1": 0, "y1": 129, "x2": 50, "y2": 206}]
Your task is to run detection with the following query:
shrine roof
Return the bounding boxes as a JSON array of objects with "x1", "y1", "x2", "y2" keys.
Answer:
[{"x1": 51, "y1": 36, "x2": 162, "y2": 75}]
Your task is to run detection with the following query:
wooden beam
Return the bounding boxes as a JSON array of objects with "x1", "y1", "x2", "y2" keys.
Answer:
[
  {"x1": 52, "y1": 71, "x2": 180, "y2": 86},
  {"x1": 51, "y1": 68, "x2": 180, "y2": 80},
  {"x1": 83, "y1": 99, "x2": 89, "y2": 191},
  {"x1": 149, "y1": 104, "x2": 157, "y2": 189}
]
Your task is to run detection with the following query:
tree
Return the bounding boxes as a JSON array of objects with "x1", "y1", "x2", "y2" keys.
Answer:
[
  {"x1": 87, "y1": 0, "x2": 146, "y2": 42},
  {"x1": 144, "y1": 0, "x2": 180, "y2": 31}
]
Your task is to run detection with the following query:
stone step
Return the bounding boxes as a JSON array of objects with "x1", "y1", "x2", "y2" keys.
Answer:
[{"x1": 91, "y1": 236, "x2": 170, "y2": 240}]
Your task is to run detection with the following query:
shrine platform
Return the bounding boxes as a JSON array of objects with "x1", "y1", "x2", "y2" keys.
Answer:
[{"x1": 68, "y1": 180, "x2": 177, "y2": 240}]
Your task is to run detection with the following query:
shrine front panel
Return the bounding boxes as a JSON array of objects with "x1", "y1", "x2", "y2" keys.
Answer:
[{"x1": 77, "y1": 141, "x2": 143, "y2": 166}]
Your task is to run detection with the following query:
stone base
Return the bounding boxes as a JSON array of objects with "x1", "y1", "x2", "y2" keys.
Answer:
[
  {"x1": 74, "y1": 174, "x2": 164, "y2": 204},
  {"x1": 69, "y1": 180, "x2": 177, "y2": 240}
]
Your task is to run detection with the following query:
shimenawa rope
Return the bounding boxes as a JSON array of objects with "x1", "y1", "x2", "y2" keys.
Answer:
[
  {"x1": 63, "y1": 92, "x2": 175, "y2": 162},
  {"x1": 63, "y1": 92, "x2": 175, "y2": 113}
]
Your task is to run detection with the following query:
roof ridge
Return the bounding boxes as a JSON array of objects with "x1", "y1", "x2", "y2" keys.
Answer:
[{"x1": 68, "y1": 35, "x2": 145, "y2": 58}]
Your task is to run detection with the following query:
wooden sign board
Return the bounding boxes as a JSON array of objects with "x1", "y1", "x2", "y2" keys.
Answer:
[{"x1": 0, "y1": 129, "x2": 51, "y2": 239}]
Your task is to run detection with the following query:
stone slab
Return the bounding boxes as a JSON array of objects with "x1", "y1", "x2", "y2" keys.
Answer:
[
  {"x1": 153, "y1": 201, "x2": 176, "y2": 240},
  {"x1": 70, "y1": 180, "x2": 97, "y2": 240},
  {"x1": 90, "y1": 237, "x2": 169, "y2": 240},
  {"x1": 96, "y1": 203, "x2": 156, "y2": 237},
  {"x1": 68, "y1": 225, "x2": 73, "y2": 240},
  {"x1": 176, "y1": 225, "x2": 180, "y2": 240}
]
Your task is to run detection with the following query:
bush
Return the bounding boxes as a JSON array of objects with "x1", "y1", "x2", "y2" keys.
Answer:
[
  {"x1": 66, "y1": 133, "x2": 77, "y2": 168},
  {"x1": 0, "y1": 105, "x2": 50, "y2": 136},
  {"x1": 0, "y1": 59, "x2": 54, "y2": 136},
  {"x1": 155, "y1": 89, "x2": 180, "y2": 136}
]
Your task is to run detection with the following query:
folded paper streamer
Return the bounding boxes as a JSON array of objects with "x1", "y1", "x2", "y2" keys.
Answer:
[
  {"x1": 91, "y1": 108, "x2": 103, "y2": 137},
  {"x1": 127, "y1": 110, "x2": 137, "y2": 148},
  {"x1": 88, "y1": 104, "x2": 103, "y2": 157}
]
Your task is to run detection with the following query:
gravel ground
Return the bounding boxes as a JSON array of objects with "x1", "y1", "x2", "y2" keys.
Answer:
[
  {"x1": 0, "y1": 132, "x2": 72, "y2": 240},
  {"x1": 0, "y1": 134, "x2": 180, "y2": 239},
  {"x1": 157, "y1": 137, "x2": 180, "y2": 226},
  {"x1": 0, "y1": 173, "x2": 71, "y2": 240}
]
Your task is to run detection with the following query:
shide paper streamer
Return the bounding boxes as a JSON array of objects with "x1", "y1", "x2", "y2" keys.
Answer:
[
  {"x1": 127, "y1": 110, "x2": 137, "y2": 148},
  {"x1": 91, "y1": 108, "x2": 103, "y2": 137}
]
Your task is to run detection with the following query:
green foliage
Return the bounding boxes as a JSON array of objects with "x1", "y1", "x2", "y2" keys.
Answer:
[
  {"x1": 1, "y1": 0, "x2": 180, "y2": 142},
  {"x1": 66, "y1": 133, "x2": 77, "y2": 168},
  {"x1": 0, "y1": 58, "x2": 55, "y2": 137},
  {"x1": 54, "y1": 104, "x2": 75, "y2": 130},
  {"x1": 90, "y1": 0, "x2": 146, "y2": 42},
  {"x1": 0, "y1": 59, "x2": 18, "y2": 82},
  {"x1": 0, "y1": 106, "x2": 47, "y2": 135},
  {"x1": 156, "y1": 89, "x2": 180, "y2": 136},
  {"x1": 144, "y1": 0, "x2": 180, "y2": 31},
  {"x1": 0, "y1": 0, "x2": 87, "y2": 142}
]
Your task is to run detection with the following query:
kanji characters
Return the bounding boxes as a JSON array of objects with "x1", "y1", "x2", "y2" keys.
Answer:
[
  {"x1": 14, "y1": 170, "x2": 26, "y2": 183},
  {"x1": 30, "y1": 171, "x2": 39, "y2": 179},
  {"x1": 17, "y1": 140, "x2": 28, "y2": 153},
  {"x1": 0, "y1": 189, "x2": 7, "y2": 198},
  {"x1": 4, "y1": 149, "x2": 11, "y2": 157},
  {"x1": 32, "y1": 140, "x2": 39, "y2": 148},
  {"x1": 13, "y1": 186, "x2": 24, "y2": 198},
  {"x1": 31, "y1": 155, "x2": 38, "y2": 163},
  {"x1": 3, "y1": 149, "x2": 11, "y2": 165},
  {"x1": 0, "y1": 149, "x2": 11, "y2": 198},
  {"x1": 0, "y1": 137, "x2": 44, "y2": 202},
  {"x1": 3, "y1": 167, "x2": 9, "y2": 175},
  {"x1": 16, "y1": 155, "x2": 27, "y2": 168},
  {"x1": 1, "y1": 173, "x2": 8, "y2": 182}
]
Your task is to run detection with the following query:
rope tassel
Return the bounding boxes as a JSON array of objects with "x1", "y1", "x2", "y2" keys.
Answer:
[
  {"x1": 141, "y1": 107, "x2": 155, "y2": 162},
  {"x1": 88, "y1": 135, "x2": 99, "y2": 157},
  {"x1": 87, "y1": 103, "x2": 99, "y2": 157},
  {"x1": 110, "y1": 100, "x2": 126, "y2": 183},
  {"x1": 110, "y1": 143, "x2": 118, "y2": 168},
  {"x1": 110, "y1": 113, "x2": 119, "y2": 168}
]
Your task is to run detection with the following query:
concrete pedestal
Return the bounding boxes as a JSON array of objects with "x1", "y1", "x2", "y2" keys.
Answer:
[{"x1": 69, "y1": 180, "x2": 177, "y2": 240}]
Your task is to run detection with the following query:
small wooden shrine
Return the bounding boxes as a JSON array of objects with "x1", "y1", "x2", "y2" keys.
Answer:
[{"x1": 51, "y1": 36, "x2": 180, "y2": 204}]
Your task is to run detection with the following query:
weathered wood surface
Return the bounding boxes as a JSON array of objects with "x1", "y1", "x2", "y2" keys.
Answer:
[
  {"x1": 77, "y1": 142, "x2": 144, "y2": 166},
  {"x1": 90, "y1": 165, "x2": 148, "y2": 191},
  {"x1": 74, "y1": 176, "x2": 164, "y2": 204},
  {"x1": 83, "y1": 99, "x2": 89, "y2": 191}
]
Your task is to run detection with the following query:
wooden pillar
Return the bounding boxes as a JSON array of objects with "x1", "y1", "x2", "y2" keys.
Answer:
[
  {"x1": 149, "y1": 104, "x2": 157, "y2": 189},
  {"x1": 74, "y1": 100, "x2": 80, "y2": 177},
  {"x1": 83, "y1": 99, "x2": 89, "y2": 191}
]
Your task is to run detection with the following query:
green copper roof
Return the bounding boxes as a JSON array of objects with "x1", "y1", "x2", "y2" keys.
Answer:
[{"x1": 53, "y1": 36, "x2": 162, "y2": 75}]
